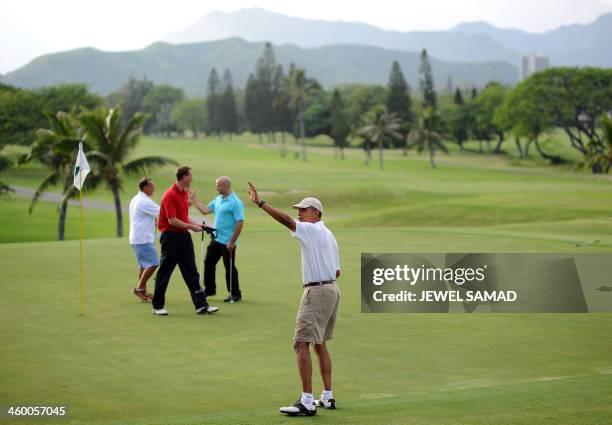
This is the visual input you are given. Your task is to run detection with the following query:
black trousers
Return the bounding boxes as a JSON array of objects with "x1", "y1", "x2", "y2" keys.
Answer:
[
  {"x1": 204, "y1": 240, "x2": 241, "y2": 298},
  {"x1": 152, "y1": 232, "x2": 208, "y2": 310}
]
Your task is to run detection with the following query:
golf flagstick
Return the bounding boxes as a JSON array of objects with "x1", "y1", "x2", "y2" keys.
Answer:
[
  {"x1": 79, "y1": 173, "x2": 83, "y2": 315},
  {"x1": 229, "y1": 248, "x2": 234, "y2": 303},
  {"x1": 73, "y1": 141, "x2": 90, "y2": 316}
]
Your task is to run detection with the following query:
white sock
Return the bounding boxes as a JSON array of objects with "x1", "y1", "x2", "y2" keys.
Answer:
[
  {"x1": 322, "y1": 390, "x2": 333, "y2": 400},
  {"x1": 301, "y1": 392, "x2": 314, "y2": 406}
]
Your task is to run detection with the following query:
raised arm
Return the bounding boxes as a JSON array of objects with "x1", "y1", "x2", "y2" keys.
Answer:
[
  {"x1": 247, "y1": 182, "x2": 296, "y2": 232},
  {"x1": 188, "y1": 189, "x2": 212, "y2": 215}
]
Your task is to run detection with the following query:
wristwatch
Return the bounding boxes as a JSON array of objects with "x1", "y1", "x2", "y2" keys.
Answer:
[{"x1": 257, "y1": 200, "x2": 266, "y2": 208}]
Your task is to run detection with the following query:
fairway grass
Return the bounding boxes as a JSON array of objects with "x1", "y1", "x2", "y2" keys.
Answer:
[
  {"x1": 1, "y1": 135, "x2": 612, "y2": 424},
  {"x1": 1, "y1": 232, "x2": 611, "y2": 425},
  {"x1": 3, "y1": 134, "x2": 612, "y2": 243}
]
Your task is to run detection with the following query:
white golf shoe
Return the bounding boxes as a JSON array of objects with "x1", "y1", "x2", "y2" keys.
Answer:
[
  {"x1": 314, "y1": 396, "x2": 336, "y2": 409},
  {"x1": 279, "y1": 399, "x2": 316, "y2": 416},
  {"x1": 196, "y1": 305, "x2": 219, "y2": 314},
  {"x1": 152, "y1": 308, "x2": 168, "y2": 315}
]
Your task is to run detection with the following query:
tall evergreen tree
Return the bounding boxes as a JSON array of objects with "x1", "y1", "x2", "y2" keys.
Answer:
[
  {"x1": 454, "y1": 88, "x2": 464, "y2": 105},
  {"x1": 206, "y1": 68, "x2": 222, "y2": 138},
  {"x1": 386, "y1": 61, "x2": 413, "y2": 151},
  {"x1": 330, "y1": 89, "x2": 350, "y2": 160},
  {"x1": 419, "y1": 49, "x2": 437, "y2": 110},
  {"x1": 254, "y1": 42, "x2": 277, "y2": 140},
  {"x1": 272, "y1": 64, "x2": 294, "y2": 150},
  {"x1": 285, "y1": 62, "x2": 299, "y2": 142},
  {"x1": 221, "y1": 69, "x2": 238, "y2": 139},
  {"x1": 450, "y1": 88, "x2": 469, "y2": 150},
  {"x1": 244, "y1": 73, "x2": 260, "y2": 139}
]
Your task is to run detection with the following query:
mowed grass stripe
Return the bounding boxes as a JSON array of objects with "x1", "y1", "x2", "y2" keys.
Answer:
[{"x1": 1, "y1": 234, "x2": 611, "y2": 424}]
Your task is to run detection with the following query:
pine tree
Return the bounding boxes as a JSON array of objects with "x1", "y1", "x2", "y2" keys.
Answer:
[
  {"x1": 272, "y1": 64, "x2": 293, "y2": 150},
  {"x1": 451, "y1": 88, "x2": 468, "y2": 149},
  {"x1": 254, "y1": 42, "x2": 277, "y2": 140},
  {"x1": 286, "y1": 63, "x2": 298, "y2": 142},
  {"x1": 330, "y1": 89, "x2": 349, "y2": 160},
  {"x1": 244, "y1": 73, "x2": 260, "y2": 139},
  {"x1": 206, "y1": 67, "x2": 222, "y2": 139},
  {"x1": 419, "y1": 49, "x2": 437, "y2": 110},
  {"x1": 270, "y1": 64, "x2": 284, "y2": 143},
  {"x1": 221, "y1": 69, "x2": 238, "y2": 140},
  {"x1": 454, "y1": 88, "x2": 464, "y2": 105},
  {"x1": 386, "y1": 61, "x2": 413, "y2": 150}
]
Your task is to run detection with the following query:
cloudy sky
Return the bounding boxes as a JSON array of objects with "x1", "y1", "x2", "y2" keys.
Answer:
[{"x1": 1, "y1": 0, "x2": 611, "y2": 73}]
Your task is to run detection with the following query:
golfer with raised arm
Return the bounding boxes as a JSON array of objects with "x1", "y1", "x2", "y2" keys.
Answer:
[{"x1": 247, "y1": 182, "x2": 340, "y2": 416}]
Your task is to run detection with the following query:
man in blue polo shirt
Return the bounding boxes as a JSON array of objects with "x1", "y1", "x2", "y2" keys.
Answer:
[{"x1": 190, "y1": 176, "x2": 245, "y2": 302}]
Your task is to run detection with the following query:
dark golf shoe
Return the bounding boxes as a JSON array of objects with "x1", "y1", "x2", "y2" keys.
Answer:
[
  {"x1": 279, "y1": 399, "x2": 316, "y2": 416},
  {"x1": 223, "y1": 296, "x2": 242, "y2": 303}
]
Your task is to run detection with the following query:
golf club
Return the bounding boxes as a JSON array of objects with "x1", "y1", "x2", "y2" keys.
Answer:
[
  {"x1": 196, "y1": 223, "x2": 217, "y2": 295},
  {"x1": 229, "y1": 248, "x2": 234, "y2": 303}
]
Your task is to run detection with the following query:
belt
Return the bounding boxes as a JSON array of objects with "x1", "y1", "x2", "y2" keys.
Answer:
[{"x1": 303, "y1": 280, "x2": 334, "y2": 288}]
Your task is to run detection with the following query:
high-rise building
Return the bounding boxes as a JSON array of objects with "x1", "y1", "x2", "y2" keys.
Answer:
[{"x1": 519, "y1": 55, "x2": 550, "y2": 81}]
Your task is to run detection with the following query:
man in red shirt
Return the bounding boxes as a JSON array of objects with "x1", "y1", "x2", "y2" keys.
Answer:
[{"x1": 152, "y1": 166, "x2": 219, "y2": 315}]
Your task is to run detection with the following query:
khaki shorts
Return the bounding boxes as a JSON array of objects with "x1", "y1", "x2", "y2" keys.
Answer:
[{"x1": 294, "y1": 284, "x2": 340, "y2": 344}]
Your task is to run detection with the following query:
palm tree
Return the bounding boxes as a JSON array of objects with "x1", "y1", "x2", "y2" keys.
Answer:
[
  {"x1": 586, "y1": 113, "x2": 612, "y2": 174},
  {"x1": 20, "y1": 111, "x2": 99, "y2": 240},
  {"x1": 0, "y1": 154, "x2": 13, "y2": 196},
  {"x1": 358, "y1": 105, "x2": 403, "y2": 170},
  {"x1": 285, "y1": 68, "x2": 321, "y2": 162},
  {"x1": 79, "y1": 107, "x2": 177, "y2": 237},
  {"x1": 410, "y1": 107, "x2": 449, "y2": 169}
]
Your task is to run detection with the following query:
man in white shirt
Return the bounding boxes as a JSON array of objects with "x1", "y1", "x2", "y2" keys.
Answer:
[
  {"x1": 128, "y1": 177, "x2": 161, "y2": 302},
  {"x1": 247, "y1": 182, "x2": 340, "y2": 417}
]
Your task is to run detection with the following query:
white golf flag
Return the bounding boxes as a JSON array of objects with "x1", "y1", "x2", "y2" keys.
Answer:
[{"x1": 73, "y1": 142, "x2": 90, "y2": 190}]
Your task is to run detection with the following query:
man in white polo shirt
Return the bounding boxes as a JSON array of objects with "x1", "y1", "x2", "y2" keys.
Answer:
[
  {"x1": 128, "y1": 177, "x2": 161, "y2": 302},
  {"x1": 247, "y1": 182, "x2": 340, "y2": 417}
]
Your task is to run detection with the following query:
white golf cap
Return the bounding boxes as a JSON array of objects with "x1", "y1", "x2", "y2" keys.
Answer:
[{"x1": 292, "y1": 197, "x2": 323, "y2": 214}]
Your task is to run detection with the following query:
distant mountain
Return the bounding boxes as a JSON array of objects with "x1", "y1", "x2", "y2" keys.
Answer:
[
  {"x1": 453, "y1": 13, "x2": 612, "y2": 67},
  {"x1": 1, "y1": 38, "x2": 517, "y2": 96},
  {"x1": 164, "y1": 8, "x2": 520, "y2": 64},
  {"x1": 164, "y1": 8, "x2": 612, "y2": 67}
]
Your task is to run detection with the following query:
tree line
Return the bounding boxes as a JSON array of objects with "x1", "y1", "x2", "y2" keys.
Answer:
[
  {"x1": 1, "y1": 43, "x2": 611, "y2": 240},
  {"x1": 3, "y1": 42, "x2": 610, "y2": 173}
]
